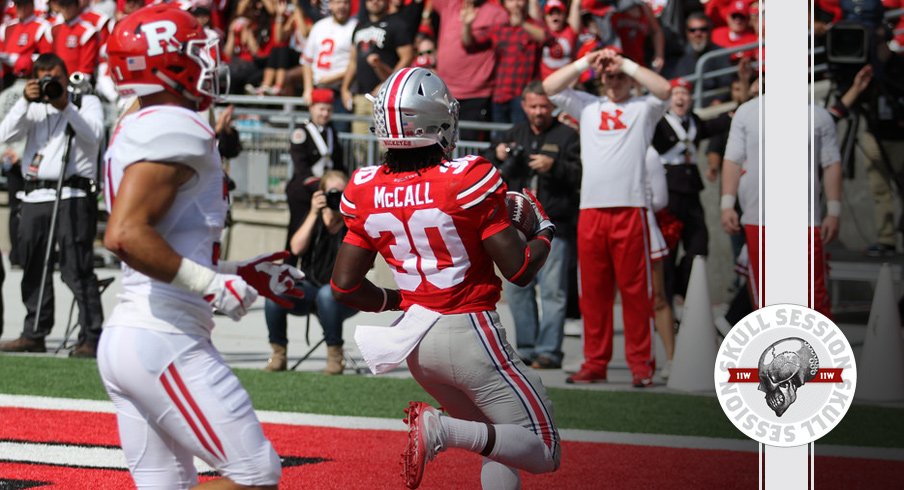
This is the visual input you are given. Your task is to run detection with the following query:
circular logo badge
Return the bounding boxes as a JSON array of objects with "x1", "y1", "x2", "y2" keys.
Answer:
[
  {"x1": 713, "y1": 304, "x2": 857, "y2": 447},
  {"x1": 290, "y1": 128, "x2": 307, "y2": 145}
]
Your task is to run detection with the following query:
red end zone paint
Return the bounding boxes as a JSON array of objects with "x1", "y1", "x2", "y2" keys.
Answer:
[{"x1": 0, "y1": 407, "x2": 900, "y2": 488}]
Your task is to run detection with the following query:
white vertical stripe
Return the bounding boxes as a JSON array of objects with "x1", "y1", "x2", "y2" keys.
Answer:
[{"x1": 764, "y1": 0, "x2": 811, "y2": 488}]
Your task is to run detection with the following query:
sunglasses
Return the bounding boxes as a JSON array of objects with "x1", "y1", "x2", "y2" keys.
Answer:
[
  {"x1": 418, "y1": 50, "x2": 434, "y2": 56},
  {"x1": 687, "y1": 26, "x2": 709, "y2": 33},
  {"x1": 730, "y1": 13, "x2": 748, "y2": 20}
]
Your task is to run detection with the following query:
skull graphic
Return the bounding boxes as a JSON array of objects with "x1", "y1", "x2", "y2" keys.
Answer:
[{"x1": 757, "y1": 338, "x2": 819, "y2": 417}]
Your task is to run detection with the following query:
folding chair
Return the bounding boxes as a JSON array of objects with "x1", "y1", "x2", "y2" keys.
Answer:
[{"x1": 56, "y1": 277, "x2": 115, "y2": 353}]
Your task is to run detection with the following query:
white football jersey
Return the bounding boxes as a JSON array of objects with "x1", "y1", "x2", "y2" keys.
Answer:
[
  {"x1": 302, "y1": 16, "x2": 358, "y2": 87},
  {"x1": 103, "y1": 105, "x2": 227, "y2": 337},
  {"x1": 551, "y1": 89, "x2": 668, "y2": 209}
]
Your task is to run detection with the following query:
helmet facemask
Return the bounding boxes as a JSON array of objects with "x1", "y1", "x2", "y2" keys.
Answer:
[{"x1": 186, "y1": 36, "x2": 230, "y2": 102}]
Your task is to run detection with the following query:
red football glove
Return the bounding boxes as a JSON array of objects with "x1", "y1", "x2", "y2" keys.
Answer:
[
  {"x1": 220, "y1": 251, "x2": 304, "y2": 308},
  {"x1": 522, "y1": 188, "x2": 556, "y2": 238}
]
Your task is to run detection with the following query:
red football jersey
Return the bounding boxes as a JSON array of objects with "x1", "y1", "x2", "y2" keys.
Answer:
[{"x1": 341, "y1": 156, "x2": 511, "y2": 314}]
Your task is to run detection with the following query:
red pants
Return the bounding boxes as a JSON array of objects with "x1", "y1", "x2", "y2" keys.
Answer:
[
  {"x1": 577, "y1": 208, "x2": 654, "y2": 377},
  {"x1": 743, "y1": 225, "x2": 832, "y2": 318}
]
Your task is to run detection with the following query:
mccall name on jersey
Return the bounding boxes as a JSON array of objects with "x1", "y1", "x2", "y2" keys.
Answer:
[{"x1": 340, "y1": 156, "x2": 511, "y2": 314}]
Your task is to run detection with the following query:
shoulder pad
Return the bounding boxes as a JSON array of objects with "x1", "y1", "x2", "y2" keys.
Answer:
[
  {"x1": 116, "y1": 108, "x2": 216, "y2": 170},
  {"x1": 444, "y1": 156, "x2": 504, "y2": 210}
]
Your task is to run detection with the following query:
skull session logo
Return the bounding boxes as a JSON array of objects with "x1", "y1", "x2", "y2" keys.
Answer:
[{"x1": 714, "y1": 304, "x2": 857, "y2": 447}]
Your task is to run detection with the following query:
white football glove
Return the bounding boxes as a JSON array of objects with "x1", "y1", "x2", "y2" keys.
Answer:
[
  {"x1": 170, "y1": 258, "x2": 260, "y2": 321},
  {"x1": 219, "y1": 251, "x2": 305, "y2": 308},
  {"x1": 203, "y1": 274, "x2": 258, "y2": 321}
]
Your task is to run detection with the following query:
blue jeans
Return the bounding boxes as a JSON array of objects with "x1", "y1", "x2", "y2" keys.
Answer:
[
  {"x1": 503, "y1": 236, "x2": 570, "y2": 364},
  {"x1": 264, "y1": 280, "x2": 358, "y2": 347}
]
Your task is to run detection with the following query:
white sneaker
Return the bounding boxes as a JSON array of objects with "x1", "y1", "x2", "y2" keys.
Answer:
[
  {"x1": 403, "y1": 401, "x2": 444, "y2": 489},
  {"x1": 660, "y1": 359, "x2": 673, "y2": 380}
]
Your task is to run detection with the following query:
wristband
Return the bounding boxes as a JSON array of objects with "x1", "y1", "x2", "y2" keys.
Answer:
[
  {"x1": 573, "y1": 57, "x2": 590, "y2": 74},
  {"x1": 171, "y1": 258, "x2": 216, "y2": 295},
  {"x1": 720, "y1": 194, "x2": 737, "y2": 210},
  {"x1": 378, "y1": 287, "x2": 388, "y2": 312},
  {"x1": 827, "y1": 200, "x2": 842, "y2": 217},
  {"x1": 620, "y1": 59, "x2": 639, "y2": 77}
]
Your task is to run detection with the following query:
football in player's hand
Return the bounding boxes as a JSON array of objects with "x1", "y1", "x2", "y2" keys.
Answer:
[{"x1": 506, "y1": 191, "x2": 538, "y2": 239}]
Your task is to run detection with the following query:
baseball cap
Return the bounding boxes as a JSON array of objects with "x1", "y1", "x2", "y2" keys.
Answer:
[
  {"x1": 726, "y1": 0, "x2": 749, "y2": 18},
  {"x1": 544, "y1": 0, "x2": 566, "y2": 14},
  {"x1": 311, "y1": 88, "x2": 335, "y2": 105},
  {"x1": 670, "y1": 77, "x2": 694, "y2": 92}
]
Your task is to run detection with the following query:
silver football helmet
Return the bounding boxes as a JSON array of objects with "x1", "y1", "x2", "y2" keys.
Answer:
[{"x1": 371, "y1": 67, "x2": 460, "y2": 152}]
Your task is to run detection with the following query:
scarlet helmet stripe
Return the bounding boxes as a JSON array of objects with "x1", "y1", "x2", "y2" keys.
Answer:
[{"x1": 384, "y1": 67, "x2": 416, "y2": 140}]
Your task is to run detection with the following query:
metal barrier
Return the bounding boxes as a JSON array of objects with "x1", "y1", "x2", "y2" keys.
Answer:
[{"x1": 225, "y1": 102, "x2": 493, "y2": 201}]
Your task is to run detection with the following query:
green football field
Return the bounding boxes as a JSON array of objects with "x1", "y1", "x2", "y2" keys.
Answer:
[{"x1": 1, "y1": 355, "x2": 901, "y2": 449}]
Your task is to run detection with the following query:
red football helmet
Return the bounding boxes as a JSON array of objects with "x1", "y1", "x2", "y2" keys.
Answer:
[{"x1": 106, "y1": 4, "x2": 228, "y2": 110}]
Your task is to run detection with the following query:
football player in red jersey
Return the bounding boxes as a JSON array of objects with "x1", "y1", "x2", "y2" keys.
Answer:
[{"x1": 331, "y1": 67, "x2": 560, "y2": 489}]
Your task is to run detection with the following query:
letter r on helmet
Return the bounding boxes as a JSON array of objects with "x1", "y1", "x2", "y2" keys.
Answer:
[{"x1": 141, "y1": 20, "x2": 179, "y2": 56}]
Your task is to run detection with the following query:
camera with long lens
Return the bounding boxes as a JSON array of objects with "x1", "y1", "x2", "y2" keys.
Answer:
[
  {"x1": 38, "y1": 76, "x2": 64, "y2": 101},
  {"x1": 325, "y1": 189, "x2": 342, "y2": 210}
]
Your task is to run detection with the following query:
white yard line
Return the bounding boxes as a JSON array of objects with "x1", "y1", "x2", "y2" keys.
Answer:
[{"x1": 2, "y1": 394, "x2": 902, "y2": 462}]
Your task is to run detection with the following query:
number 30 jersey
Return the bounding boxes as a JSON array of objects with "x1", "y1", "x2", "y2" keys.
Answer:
[{"x1": 341, "y1": 156, "x2": 511, "y2": 314}]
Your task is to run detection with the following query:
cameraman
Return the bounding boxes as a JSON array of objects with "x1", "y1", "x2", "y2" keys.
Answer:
[
  {"x1": 829, "y1": 1, "x2": 904, "y2": 255},
  {"x1": 485, "y1": 80, "x2": 581, "y2": 369},
  {"x1": 0, "y1": 53, "x2": 104, "y2": 357},
  {"x1": 263, "y1": 170, "x2": 358, "y2": 373}
]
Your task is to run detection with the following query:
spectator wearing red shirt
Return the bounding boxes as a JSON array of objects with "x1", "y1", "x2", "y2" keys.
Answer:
[
  {"x1": 705, "y1": 0, "x2": 742, "y2": 30},
  {"x1": 48, "y1": 0, "x2": 99, "y2": 77},
  {"x1": 611, "y1": 0, "x2": 664, "y2": 71},
  {"x1": 711, "y1": 0, "x2": 757, "y2": 61},
  {"x1": 464, "y1": 0, "x2": 547, "y2": 125},
  {"x1": 224, "y1": 0, "x2": 275, "y2": 94},
  {"x1": 434, "y1": 0, "x2": 507, "y2": 140},
  {"x1": 536, "y1": 0, "x2": 580, "y2": 80},
  {"x1": 1, "y1": 0, "x2": 52, "y2": 84},
  {"x1": 255, "y1": 0, "x2": 304, "y2": 95}
]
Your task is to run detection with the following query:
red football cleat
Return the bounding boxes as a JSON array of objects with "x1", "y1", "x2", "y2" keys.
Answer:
[{"x1": 402, "y1": 401, "x2": 444, "y2": 489}]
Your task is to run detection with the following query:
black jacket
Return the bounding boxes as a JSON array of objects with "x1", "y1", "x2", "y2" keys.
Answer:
[
  {"x1": 485, "y1": 119, "x2": 581, "y2": 238},
  {"x1": 652, "y1": 111, "x2": 730, "y2": 194},
  {"x1": 288, "y1": 120, "x2": 345, "y2": 182}
]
